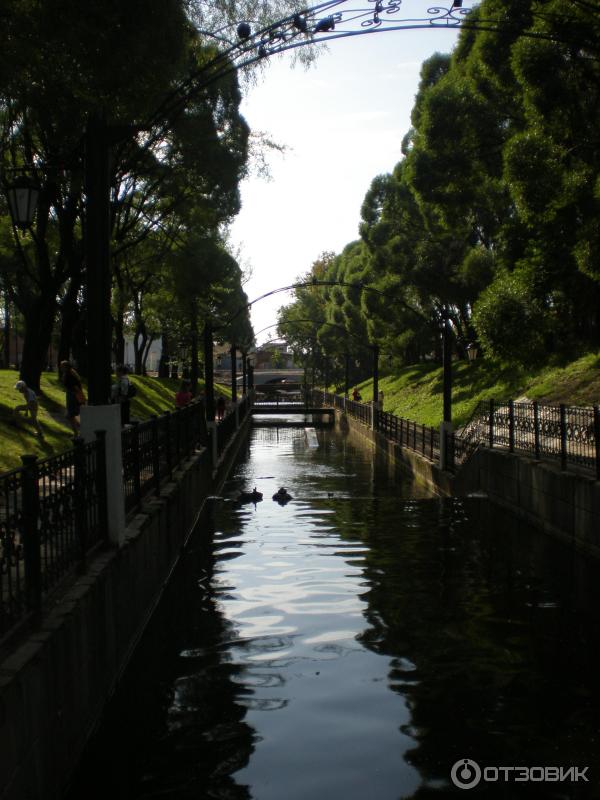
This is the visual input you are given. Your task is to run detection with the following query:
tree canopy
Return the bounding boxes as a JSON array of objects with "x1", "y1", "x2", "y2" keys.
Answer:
[
  {"x1": 0, "y1": 0, "x2": 304, "y2": 388},
  {"x1": 279, "y1": 0, "x2": 600, "y2": 372}
]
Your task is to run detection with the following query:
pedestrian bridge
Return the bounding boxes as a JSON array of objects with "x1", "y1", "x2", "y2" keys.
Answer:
[{"x1": 251, "y1": 400, "x2": 335, "y2": 416}]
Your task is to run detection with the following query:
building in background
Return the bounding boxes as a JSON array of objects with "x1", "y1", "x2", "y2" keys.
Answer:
[{"x1": 254, "y1": 341, "x2": 296, "y2": 369}]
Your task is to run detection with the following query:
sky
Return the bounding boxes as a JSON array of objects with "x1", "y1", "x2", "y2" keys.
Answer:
[{"x1": 229, "y1": 23, "x2": 462, "y2": 345}]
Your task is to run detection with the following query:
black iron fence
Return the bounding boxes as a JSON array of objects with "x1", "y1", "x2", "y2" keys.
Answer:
[
  {"x1": 316, "y1": 391, "x2": 600, "y2": 477},
  {"x1": 122, "y1": 399, "x2": 208, "y2": 513},
  {"x1": 460, "y1": 400, "x2": 600, "y2": 477},
  {"x1": 0, "y1": 392, "x2": 254, "y2": 646},
  {"x1": 377, "y1": 410, "x2": 440, "y2": 462},
  {"x1": 318, "y1": 391, "x2": 443, "y2": 463},
  {"x1": 0, "y1": 435, "x2": 107, "y2": 642}
]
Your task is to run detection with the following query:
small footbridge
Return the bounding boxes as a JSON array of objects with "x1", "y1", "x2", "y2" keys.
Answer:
[{"x1": 251, "y1": 398, "x2": 335, "y2": 425}]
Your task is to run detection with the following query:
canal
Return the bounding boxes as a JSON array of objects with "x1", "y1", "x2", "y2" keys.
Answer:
[{"x1": 67, "y1": 421, "x2": 600, "y2": 799}]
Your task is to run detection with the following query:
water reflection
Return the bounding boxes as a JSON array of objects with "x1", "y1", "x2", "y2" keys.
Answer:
[
  {"x1": 66, "y1": 507, "x2": 256, "y2": 800},
  {"x1": 66, "y1": 425, "x2": 600, "y2": 800}
]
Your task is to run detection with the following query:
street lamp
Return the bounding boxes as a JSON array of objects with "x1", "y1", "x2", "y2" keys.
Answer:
[
  {"x1": 442, "y1": 309, "x2": 452, "y2": 425},
  {"x1": 466, "y1": 341, "x2": 479, "y2": 362},
  {"x1": 247, "y1": 353, "x2": 255, "y2": 391},
  {"x1": 5, "y1": 175, "x2": 40, "y2": 230}
]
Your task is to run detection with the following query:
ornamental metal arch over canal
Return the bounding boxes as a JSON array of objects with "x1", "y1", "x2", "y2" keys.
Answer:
[{"x1": 66, "y1": 415, "x2": 600, "y2": 799}]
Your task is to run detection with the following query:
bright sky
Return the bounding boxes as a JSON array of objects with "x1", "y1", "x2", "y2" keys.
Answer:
[{"x1": 229, "y1": 24, "x2": 461, "y2": 345}]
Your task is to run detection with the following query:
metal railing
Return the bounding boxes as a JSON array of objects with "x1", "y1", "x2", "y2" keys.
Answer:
[
  {"x1": 0, "y1": 435, "x2": 107, "y2": 642},
  {"x1": 377, "y1": 410, "x2": 440, "y2": 462},
  {"x1": 458, "y1": 400, "x2": 600, "y2": 477},
  {"x1": 0, "y1": 392, "x2": 256, "y2": 647},
  {"x1": 122, "y1": 399, "x2": 208, "y2": 513},
  {"x1": 314, "y1": 390, "x2": 600, "y2": 477}
]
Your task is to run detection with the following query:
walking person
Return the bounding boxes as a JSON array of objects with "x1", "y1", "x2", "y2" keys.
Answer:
[
  {"x1": 13, "y1": 380, "x2": 45, "y2": 439},
  {"x1": 111, "y1": 365, "x2": 133, "y2": 425},
  {"x1": 59, "y1": 360, "x2": 85, "y2": 434},
  {"x1": 175, "y1": 379, "x2": 193, "y2": 408}
]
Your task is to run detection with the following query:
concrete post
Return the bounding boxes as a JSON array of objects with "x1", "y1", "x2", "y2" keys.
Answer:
[{"x1": 80, "y1": 403, "x2": 125, "y2": 547}]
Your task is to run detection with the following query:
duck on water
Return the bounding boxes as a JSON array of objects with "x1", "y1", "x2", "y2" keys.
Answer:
[
  {"x1": 237, "y1": 487, "x2": 263, "y2": 503},
  {"x1": 272, "y1": 487, "x2": 293, "y2": 505}
]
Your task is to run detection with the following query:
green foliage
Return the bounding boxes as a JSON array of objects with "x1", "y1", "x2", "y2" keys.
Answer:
[
  {"x1": 0, "y1": 0, "x2": 264, "y2": 386},
  {"x1": 287, "y1": 0, "x2": 600, "y2": 372},
  {"x1": 471, "y1": 270, "x2": 548, "y2": 364}
]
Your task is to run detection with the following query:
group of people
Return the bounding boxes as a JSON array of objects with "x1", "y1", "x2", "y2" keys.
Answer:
[{"x1": 12, "y1": 361, "x2": 135, "y2": 439}]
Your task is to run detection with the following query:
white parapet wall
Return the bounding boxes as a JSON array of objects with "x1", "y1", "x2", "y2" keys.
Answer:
[{"x1": 80, "y1": 403, "x2": 126, "y2": 547}]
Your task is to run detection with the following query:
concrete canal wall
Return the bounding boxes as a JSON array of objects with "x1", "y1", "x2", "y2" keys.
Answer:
[
  {"x1": 0, "y1": 414, "x2": 252, "y2": 800},
  {"x1": 337, "y1": 410, "x2": 600, "y2": 559}
]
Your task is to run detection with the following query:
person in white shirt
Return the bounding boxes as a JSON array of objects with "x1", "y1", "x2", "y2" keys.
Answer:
[{"x1": 14, "y1": 380, "x2": 44, "y2": 439}]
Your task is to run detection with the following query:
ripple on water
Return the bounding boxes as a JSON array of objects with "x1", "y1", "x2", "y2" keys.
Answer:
[{"x1": 65, "y1": 426, "x2": 600, "y2": 800}]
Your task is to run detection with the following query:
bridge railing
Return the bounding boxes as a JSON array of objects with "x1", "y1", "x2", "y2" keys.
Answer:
[{"x1": 0, "y1": 436, "x2": 107, "y2": 644}]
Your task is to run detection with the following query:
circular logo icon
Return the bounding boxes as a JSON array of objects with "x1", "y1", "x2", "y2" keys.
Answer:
[{"x1": 451, "y1": 759, "x2": 482, "y2": 790}]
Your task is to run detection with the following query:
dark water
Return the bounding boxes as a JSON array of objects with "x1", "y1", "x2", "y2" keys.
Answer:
[{"x1": 67, "y1": 424, "x2": 600, "y2": 799}]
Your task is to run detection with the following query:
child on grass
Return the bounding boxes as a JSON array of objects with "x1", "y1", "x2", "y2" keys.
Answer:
[{"x1": 13, "y1": 380, "x2": 44, "y2": 439}]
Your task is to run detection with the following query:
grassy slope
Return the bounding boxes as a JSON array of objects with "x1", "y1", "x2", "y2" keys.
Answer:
[
  {"x1": 2, "y1": 351, "x2": 599, "y2": 472},
  {"x1": 350, "y1": 350, "x2": 600, "y2": 428},
  {"x1": 0, "y1": 371, "x2": 231, "y2": 473}
]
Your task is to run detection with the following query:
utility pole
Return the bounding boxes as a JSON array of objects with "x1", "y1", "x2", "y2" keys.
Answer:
[
  {"x1": 84, "y1": 115, "x2": 112, "y2": 404},
  {"x1": 203, "y1": 323, "x2": 215, "y2": 421},
  {"x1": 230, "y1": 343, "x2": 237, "y2": 403},
  {"x1": 442, "y1": 309, "x2": 452, "y2": 424}
]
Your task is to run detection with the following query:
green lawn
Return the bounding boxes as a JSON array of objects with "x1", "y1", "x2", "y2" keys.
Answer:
[
  {"x1": 0, "y1": 371, "x2": 231, "y2": 473},
  {"x1": 2, "y1": 351, "x2": 600, "y2": 473},
  {"x1": 340, "y1": 350, "x2": 600, "y2": 428}
]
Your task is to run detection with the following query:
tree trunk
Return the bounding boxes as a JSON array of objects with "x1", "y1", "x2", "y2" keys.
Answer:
[
  {"x1": 71, "y1": 311, "x2": 88, "y2": 376},
  {"x1": 57, "y1": 276, "x2": 82, "y2": 365},
  {"x1": 133, "y1": 325, "x2": 147, "y2": 375},
  {"x1": 190, "y1": 300, "x2": 199, "y2": 395},
  {"x1": 158, "y1": 328, "x2": 170, "y2": 378},
  {"x1": 141, "y1": 335, "x2": 154, "y2": 375},
  {"x1": 113, "y1": 289, "x2": 126, "y2": 366},
  {"x1": 19, "y1": 297, "x2": 57, "y2": 393},
  {"x1": 3, "y1": 294, "x2": 10, "y2": 368},
  {"x1": 114, "y1": 313, "x2": 125, "y2": 366}
]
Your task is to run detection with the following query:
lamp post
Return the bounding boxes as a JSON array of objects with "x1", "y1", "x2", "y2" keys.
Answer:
[
  {"x1": 5, "y1": 176, "x2": 40, "y2": 230},
  {"x1": 247, "y1": 354, "x2": 255, "y2": 391},
  {"x1": 242, "y1": 350, "x2": 247, "y2": 395},
  {"x1": 230, "y1": 342, "x2": 237, "y2": 404},
  {"x1": 439, "y1": 306, "x2": 454, "y2": 471},
  {"x1": 344, "y1": 351, "x2": 350, "y2": 398},
  {"x1": 203, "y1": 321, "x2": 215, "y2": 422},
  {"x1": 442, "y1": 308, "x2": 452, "y2": 425},
  {"x1": 372, "y1": 343, "x2": 379, "y2": 409},
  {"x1": 466, "y1": 341, "x2": 479, "y2": 363}
]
